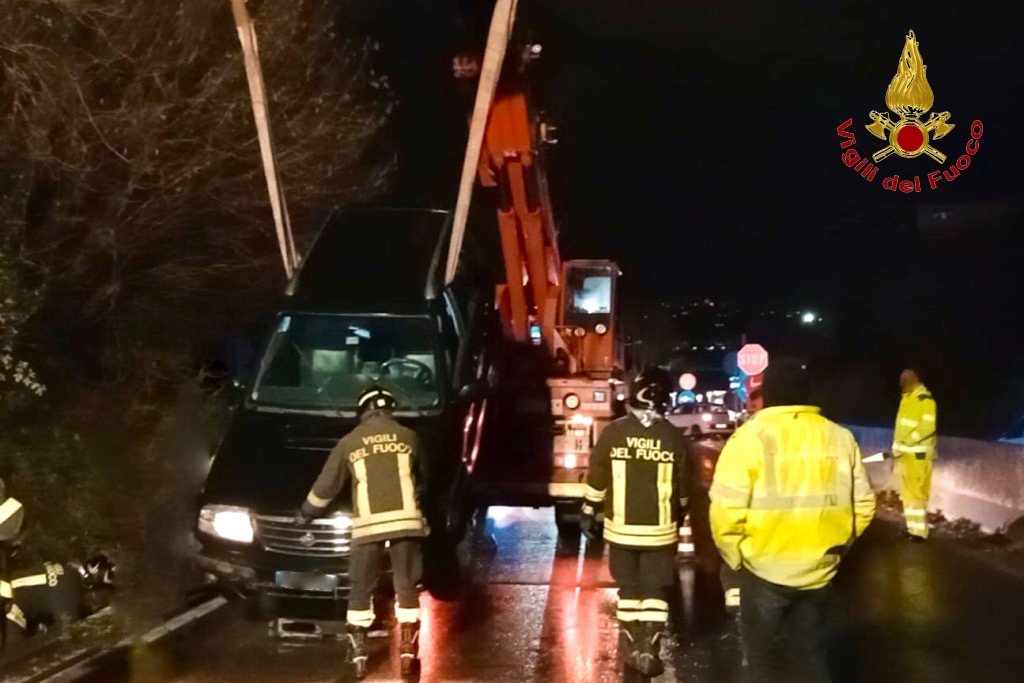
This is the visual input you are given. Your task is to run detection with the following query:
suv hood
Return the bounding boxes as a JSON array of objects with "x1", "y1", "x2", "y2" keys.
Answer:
[
  {"x1": 201, "y1": 407, "x2": 447, "y2": 514},
  {"x1": 201, "y1": 409, "x2": 358, "y2": 513}
]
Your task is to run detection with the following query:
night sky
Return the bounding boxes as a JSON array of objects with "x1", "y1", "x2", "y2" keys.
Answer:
[
  {"x1": 368, "y1": 0, "x2": 1024, "y2": 303},
  {"x1": 530, "y1": 1, "x2": 1024, "y2": 302},
  {"x1": 357, "y1": 0, "x2": 1024, "y2": 434}
]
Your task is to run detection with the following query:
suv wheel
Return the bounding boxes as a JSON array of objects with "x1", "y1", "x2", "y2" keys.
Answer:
[{"x1": 554, "y1": 502, "x2": 581, "y2": 537}]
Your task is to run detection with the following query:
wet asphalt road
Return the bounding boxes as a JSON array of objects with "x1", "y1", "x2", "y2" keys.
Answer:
[{"x1": 97, "y1": 499, "x2": 1024, "y2": 683}]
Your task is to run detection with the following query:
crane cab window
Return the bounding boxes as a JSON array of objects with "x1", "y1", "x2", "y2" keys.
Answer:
[
  {"x1": 571, "y1": 275, "x2": 611, "y2": 314},
  {"x1": 564, "y1": 262, "x2": 617, "y2": 328}
]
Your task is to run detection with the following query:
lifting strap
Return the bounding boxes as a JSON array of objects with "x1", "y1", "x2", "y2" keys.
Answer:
[{"x1": 445, "y1": 0, "x2": 519, "y2": 284}]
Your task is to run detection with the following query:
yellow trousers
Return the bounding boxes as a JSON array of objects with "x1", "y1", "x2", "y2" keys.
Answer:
[{"x1": 894, "y1": 453, "x2": 934, "y2": 538}]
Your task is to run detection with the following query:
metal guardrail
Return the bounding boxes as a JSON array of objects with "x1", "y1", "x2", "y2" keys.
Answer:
[
  {"x1": 846, "y1": 424, "x2": 1024, "y2": 533},
  {"x1": 1, "y1": 595, "x2": 229, "y2": 683}
]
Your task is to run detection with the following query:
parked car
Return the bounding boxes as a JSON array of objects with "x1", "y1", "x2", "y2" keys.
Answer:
[
  {"x1": 193, "y1": 206, "x2": 495, "y2": 610},
  {"x1": 667, "y1": 402, "x2": 734, "y2": 438}
]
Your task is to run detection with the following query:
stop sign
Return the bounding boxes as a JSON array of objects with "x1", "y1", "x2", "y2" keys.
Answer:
[
  {"x1": 737, "y1": 343, "x2": 769, "y2": 375},
  {"x1": 678, "y1": 373, "x2": 697, "y2": 391}
]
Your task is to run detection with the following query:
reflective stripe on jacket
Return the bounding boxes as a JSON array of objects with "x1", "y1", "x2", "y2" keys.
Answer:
[
  {"x1": 584, "y1": 414, "x2": 692, "y2": 548},
  {"x1": 6, "y1": 602, "x2": 27, "y2": 630},
  {"x1": 893, "y1": 385, "x2": 937, "y2": 457},
  {"x1": 302, "y1": 413, "x2": 427, "y2": 545},
  {"x1": 0, "y1": 496, "x2": 24, "y2": 541},
  {"x1": 709, "y1": 405, "x2": 876, "y2": 590}
]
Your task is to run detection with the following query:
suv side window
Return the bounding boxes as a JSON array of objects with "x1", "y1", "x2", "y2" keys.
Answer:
[
  {"x1": 440, "y1": 291, "x2": 462, "y2": 387},
  {"x1": 447, "y1": 238, "x2": 490, "y2": 387},
  {"x1": 448, "y1": 275, "x2": 472, "y2": 328}
]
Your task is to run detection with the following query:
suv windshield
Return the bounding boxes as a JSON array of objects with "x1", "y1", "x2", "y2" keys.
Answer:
[{"x1": 251, "y1": 314, "x2": 441, "y2": 411}]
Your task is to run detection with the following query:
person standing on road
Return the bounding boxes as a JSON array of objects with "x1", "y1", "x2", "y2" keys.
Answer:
[
  {"x1": 581, "y1": 367, "x2": 693, "y2": 677},
  {"x1": 892, "y1": 368, "x2": 938, "y2": 541},
  {"x1": 297, "y1": 386, "x2": 429, "y2": 679},
  {"x1": 709, "y1": 358, "x2": 876, "y2": 683}
]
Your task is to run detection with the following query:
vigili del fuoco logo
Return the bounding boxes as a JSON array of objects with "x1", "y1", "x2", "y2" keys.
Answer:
[{"x1": 837, "y1": 30, "x2": 983, "y2": 192}]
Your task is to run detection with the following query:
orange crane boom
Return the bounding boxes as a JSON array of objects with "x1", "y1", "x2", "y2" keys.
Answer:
[{"x1": 450, "y1": 0, "x2": 623, "y2": 530}]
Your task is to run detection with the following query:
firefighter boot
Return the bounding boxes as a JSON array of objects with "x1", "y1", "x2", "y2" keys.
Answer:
[
  {"x1": 347, "y1": 625, "x2": 369, "y2": 680},
  {"x1": 621, "y1": 621, "x2": 644, "y2": 673},
  {"x1": 400, "y1": 621, "x2": 421, "y2": 676},
  {"x1": 633, "y1": 622, "x2": 665, "y2": 678}
]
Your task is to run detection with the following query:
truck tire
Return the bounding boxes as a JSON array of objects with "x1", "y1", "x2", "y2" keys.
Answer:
[
  {"x1": 444, "y1": 466, "x2": 474, "y2": 542},
  {"x1": 554, "y1": 502, "x2": 581, "y2": 537}
]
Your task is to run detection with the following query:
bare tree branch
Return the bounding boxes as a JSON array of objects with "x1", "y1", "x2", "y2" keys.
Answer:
[{"x1": 0, "y1": 0, "x2": 397, "y2": 384}]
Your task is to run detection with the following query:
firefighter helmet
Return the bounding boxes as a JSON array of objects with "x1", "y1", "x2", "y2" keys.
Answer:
[
  {"x1": 82, "y1": 554, "x2": 115, "y2": 588},
  {"x1": 629, "y1": 367, "x2": 672, "y2": 414},
  {"x1": 358, "y1": 386, "x2": 398, "y2": 415}
]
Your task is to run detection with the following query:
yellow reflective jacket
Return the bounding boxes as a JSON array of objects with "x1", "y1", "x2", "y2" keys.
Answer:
[
  {"x1": 893, "y1": 384, "x2": 937, "y2": 458},
  {"x1": 709, "y1": 406, "x2": 876, "y2": 590}
]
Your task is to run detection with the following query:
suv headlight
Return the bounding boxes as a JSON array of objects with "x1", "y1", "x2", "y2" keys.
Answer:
[
  {"x1": 321, "y1": 514, "x2": 353, "y2": 530},
  {"x1": 198, "y1": 505, "x2": 254, "y2": 544}
]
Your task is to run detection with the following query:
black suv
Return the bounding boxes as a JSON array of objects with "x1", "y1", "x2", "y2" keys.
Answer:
[{"x1": 194, "y1": 206, "x2": 494, "y2": 603}]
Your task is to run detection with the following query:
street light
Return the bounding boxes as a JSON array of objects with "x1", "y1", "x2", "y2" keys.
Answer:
[{"x1": 801, "y1": 312, "x2": 816, "y2": 324}]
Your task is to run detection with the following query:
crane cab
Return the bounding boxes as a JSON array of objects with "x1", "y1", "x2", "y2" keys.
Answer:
[
  {"x1": 542, "y1": 260, "x2": 624, "y2": 534},
  {"x1": 559, "y1": 260, "x2": 620, "y2": 377}
]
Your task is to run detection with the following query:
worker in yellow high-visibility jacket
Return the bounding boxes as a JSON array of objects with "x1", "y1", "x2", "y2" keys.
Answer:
[
  {"x1": 892, "y1": 368, "x2": 937, "y2": 541},
  {"x1": 710, "y1": 358, "x2": 876, "y2": 683}
]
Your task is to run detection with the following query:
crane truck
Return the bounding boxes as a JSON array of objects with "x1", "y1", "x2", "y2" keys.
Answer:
[{"x1": 445, "y1": 0, "x2": 626, "y2": 535}]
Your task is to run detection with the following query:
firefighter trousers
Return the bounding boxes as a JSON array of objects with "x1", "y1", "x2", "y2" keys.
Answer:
[
  {"x1": 608, "y1": 544, "x2": 675, "y2": 625},
  {"x1": 894, "y1": 453, "x2": 934, "y2": 538},
  {"x1": 739, "y1": 570, "x2": 833, "y2": 683},
  {"x1": 346, "y1": 539, "x2": 423, "y2": 628}
]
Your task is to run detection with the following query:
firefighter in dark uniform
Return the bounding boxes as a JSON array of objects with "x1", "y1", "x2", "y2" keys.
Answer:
[
  {"x1": 581, "y1": 367, "x2": 693, "y2": 677},
  {"x1": 298, "y1": 386, "x2": 429, "y2": 679},
  {"x1": 1, "y1": 477, "x2": 25, "y2": 649},
  {"x1": 3, "y1": 555, "x2": 114, "y2": 646}
]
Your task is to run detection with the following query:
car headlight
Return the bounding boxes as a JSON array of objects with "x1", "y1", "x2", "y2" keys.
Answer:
[
  {"x1": 564, "y1": 393, "x2": 580, "y2": 410},
  {"x1": 198, "y1": 505, "x2": 254, "y2": 544},
  {"x1": 321, "y1": 514, "x2": 353, "y2": 530},
  {"x1": 701, "y1": 413, "x2": 713, "y2": 422}
]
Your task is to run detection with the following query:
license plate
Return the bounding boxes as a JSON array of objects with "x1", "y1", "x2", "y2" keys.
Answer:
[
  {"x1": 715, "y1": 424, "x2": 728, "y2": 429},
  {"x1": 275, "y1": 571, "x2": 339, "y2": 592}
]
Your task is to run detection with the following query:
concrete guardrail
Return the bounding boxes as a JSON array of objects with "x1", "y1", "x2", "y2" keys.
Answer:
[{"x1": 845, "y1": 425, "x2": 1024, "y2": 534}]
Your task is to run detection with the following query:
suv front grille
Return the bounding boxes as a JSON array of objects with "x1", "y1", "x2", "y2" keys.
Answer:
[{"x1": 255, "y1": 515, "x2": 352, "y2": 557}]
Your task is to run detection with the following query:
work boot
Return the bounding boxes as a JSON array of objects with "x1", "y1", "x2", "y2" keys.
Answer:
[
  {"x1": 622, "y1": 621, "x2": 651, "y2": 674},
  {"x1": 629, "y1": 622, "x2": 665, "y2": 678},
  {"x1": 400, "y1": 621, "x2": 421, "y2": 676},
  {"x1": 346, "y1": 625, "x2": 369, "y2": 680},
  {"x1": 618, "y1": 619, "x2": 639, "y2": 659}
]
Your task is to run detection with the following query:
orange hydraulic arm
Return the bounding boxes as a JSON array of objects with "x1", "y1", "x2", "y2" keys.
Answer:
[
  {"x1": 448, "y1": 0, "x2": 619, "y2": 377},
  {"x1": 477, "y1": 90, "x2": 563, "y2": 349}
]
